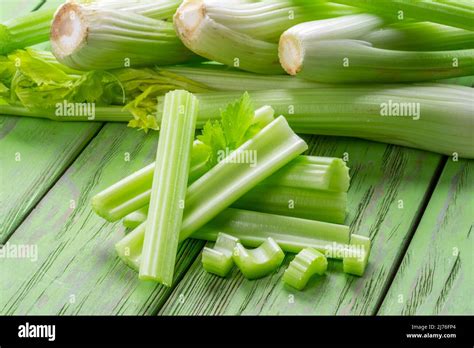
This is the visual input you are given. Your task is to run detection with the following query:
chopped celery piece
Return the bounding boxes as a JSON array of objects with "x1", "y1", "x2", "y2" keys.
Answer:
[
  {"x1": 343, "y1": 234, "x2": 371, "y2": 276},
  {"x1": 123, "y1": 206, "x2": 148, "y2": 229},
  {"x1": 115, "y1": 208, "x2": 351, "y2": 272},
  {"x1": 233, "y1": 238, "x2": 285, "y2": 280},
  {"x1": 139, "y1": 90, "x2": 198, "y2": 285},
  {"x1": 51, "y1": 3, "x2": 196, "y2": 70},
  {"x1": 332, "y1": 0, "x2": 474, "y2": 30},
  {"x1": 179, "y1": 116, "x2": 307, "y2": 240},
  {"x1": 282, "y1": 248, "x2": 328, "y2": 290},
  {"x1": 190, "y1": 86, "x2": 474, "y2": 158},
  {"x1": 202, "y1": 233, "x2": 239, "y2": 277}
]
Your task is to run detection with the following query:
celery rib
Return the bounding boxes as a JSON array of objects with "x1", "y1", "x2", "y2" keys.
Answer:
[
  {"x1": 282, "y1": 248, "x2": 328, "y2": 290},
  {"x1": 233, "y1": 238, "x2": 285, "y2": 280},
  {"x1": 202, "y1": 233, "x2": 239, "y2": 277},
  {"x1": 343, "y1": 234, "x2": 371, "y2": 276},
  {"x1": 115, "y1": 208, "x2": 352, "y2": 272},
  {"x1": 189, "y1": 87, "x2": 474, "y2": 158},
  {"x1": 139, "y1": 90, "x2": 198, "y2": 285}
]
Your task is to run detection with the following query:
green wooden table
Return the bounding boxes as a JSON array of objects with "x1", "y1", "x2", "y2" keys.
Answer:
[{"x1": 1, "y1": 0, "x2": 472, "y2": 316}]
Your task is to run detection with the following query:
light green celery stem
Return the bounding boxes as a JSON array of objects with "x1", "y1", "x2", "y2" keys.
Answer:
[
  {"x1": 204, "y1": 0, "x2": 358, "y2": 42},
  {"x1": 331, "y1": 0, "x2": 474, "y2": 31},
  {"x1": 233, "y1": 238, "x2": 285, "y2": 279},
  {"x1": 343, "y1": 234, "x2": 371, "y2": 276},
  {"x1": 233, "y1": 186, "x2": 347, "y2": 224},
  {"x1": 174, "y1": 0, "x2": 284, "y2": 74},
  {"x1": 437, "y1": 75, "x2": 474, "y2": 87},
  {"x1": 51, "y1": 3, "x2": 196, "y2": 71},
  {"x1": 91, "y1": 106, "x2": 277, "y2": 221},
  {"x1": 295, "y1": 40, "x2": 474, "y2": 83},
  {"x1": 98, "y1": 153, "x2": 349, "y2": 223},
  {"x1": 202, "y1": 233, "x2": 239, "y2": 277},
  {"x1": 282, "y1": 248, "x2": 328, "y2": 290},
  {"x1": 188, "y1": 87, "x2": 474, "y2": 158},
  {"x1": 364, "y1": 22, "x2": 474, "y2": 51},
  {"x1": 179, "y1": 116, "x2": 307, "y2": 241},
  {"x1": 162, "y1": 65, "x2": 327, "y2": 91},
  {"x1": 124, "y1": 182, "x2": 348, "y2": 228},
  {"x1": 94, "y1": 0, "x2": 183, "y2": 20},
  {"x1": 116, "y1": 208, "x2": 351, "y2": 272},
  {"x1": 0, "y1": 8, "x2": 55, "y2": 55},
  {"x1": 139, "y1": 90, "x2": 198, "y2": 284},
  {"x1": 0, "y1": 104, "x2": 132, "y2": 122}
]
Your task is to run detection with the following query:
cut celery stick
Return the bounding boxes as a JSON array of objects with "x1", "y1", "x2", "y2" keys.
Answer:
[
  {"x1": 282, "y1": 248, "x2": 328, "y2": 290},
  {"x1": 202, "y1": 233, "x2": 240, "y2": 277},
  {"x1": 179, "y1": 116, "x2": 307, "y2": 241},
  {"x1": 115, "y1": 208, "x2": 351, "y2": 272},
  {"x1": 233, "y1": 186, "x2": 347, "y2": 224},
  {"x1": 233, "y1": 238, "x2": 285, "y2": 279},
  {"x1": 343, "y1": 234, "x2": 371, "y2": 276},
  {"x1": 139, "y1": 90, "x2": 198, "y2": 284},
  {"x1": 91, "y1": 105, "x2": 276, "y2": 222}
]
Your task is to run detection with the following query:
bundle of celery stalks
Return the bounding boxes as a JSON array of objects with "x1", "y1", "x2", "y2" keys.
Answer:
[{"x1": 1, "y1": 0, "x2": 473, "y2": 289}]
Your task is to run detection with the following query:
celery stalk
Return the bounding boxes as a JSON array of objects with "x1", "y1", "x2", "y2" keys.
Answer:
[
  {"x1": 116, "y1": 222, "x2": 146, "y2": 271},
  {"x1": 115, "y1": 208, "x2": 352, "y2": 272},
  {"x1": 281, "y1": 38, "x2": 474, "y2": 83},
  {"x1": 233, "y1": 186, "x2": 347, "y2": 224},
  {"x1": 123, "y1": 206, "x2": 149, "y2": 229},
  {"x1": 233, "y1": 238, "x2": 285, "y2": 280},
  {"x1": 202, "y1": 233, "x2": 239, "y2": 277},
  {"x1": 139, "y1": 90, "x2": 198, "y2": 284},
  {"x1": 51, "y1": 2, "x2": 196, "y2": 70},
  {"x1": 282, "y1": 248, "x2": 328, "y2": 290},
  {"x1": 188, "y1": 86, "x2": 474, "y2": 158},
  {"x1": 0, "y1": 8, "x2": 55, "y2": 55},
  {"x1": 179, "y1": 116, "x2": 307, "y2": 241},
  {"x1": 363, "y1": 22, "x2": 474, "y2": 51},
  {"x1": 332, "y1": 0, "x2": 474, "y2": 30}
]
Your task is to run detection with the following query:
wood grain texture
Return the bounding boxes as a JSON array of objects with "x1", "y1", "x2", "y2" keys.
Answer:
[
  {"x1": 159, "y1": 137, "x2": 443, "y2": 315},
  {"x1": 378, "y1": 159, "x2": 473, "y2": 315},
  {"x1": 0, "y1": 116, "x2": 101, "y2": 243},
  {"x1": 0, "y1": 123, "x2": 205, "y2": 315}
]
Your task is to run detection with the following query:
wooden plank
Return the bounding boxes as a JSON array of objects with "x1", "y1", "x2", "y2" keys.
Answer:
[
  {"x1": 0, "y1": 123, "x2": 205, "y2": 315},
  {"x1": 0, "y1": 117, "x2": 101, "y2": 243},
  {"x1": 159, "y1": 138, "x2": 443, "y2": 315},
  {"x1": 1, "y1": 1, "x2": 102, "y2": 242},
  {"x1": 378, "y1": 159, "x2": 473, "y2": 315}
]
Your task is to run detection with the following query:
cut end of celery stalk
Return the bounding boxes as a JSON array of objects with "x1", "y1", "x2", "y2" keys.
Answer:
[
  {"x1": 279, "y1": 33, "x2": 303, "y2": 76},
  {"x1": 115, "y1": 222, "x2": 146, "y2": 272},
  {"x1": 50, "y1": 3, "x2": 88, "y2": 60},
  {"x1": 343, "y1": 234, "x2": 371, "y2": 276},
  {"x1": 283, "y1": 248, "x2": 328, "y2": 291},
  {"x1": 174, "y1": 0, "x2": 205, "y2": 43}
]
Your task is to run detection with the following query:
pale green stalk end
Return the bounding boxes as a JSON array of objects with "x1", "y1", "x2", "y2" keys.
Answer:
[{"x1": 343, "y1": 234, "x2": 371, "y2": 276}]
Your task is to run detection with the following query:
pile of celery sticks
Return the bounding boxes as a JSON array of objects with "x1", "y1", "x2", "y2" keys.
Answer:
[{"x1": 1, "y1": 0, "x2": 473, "y2": 289}]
